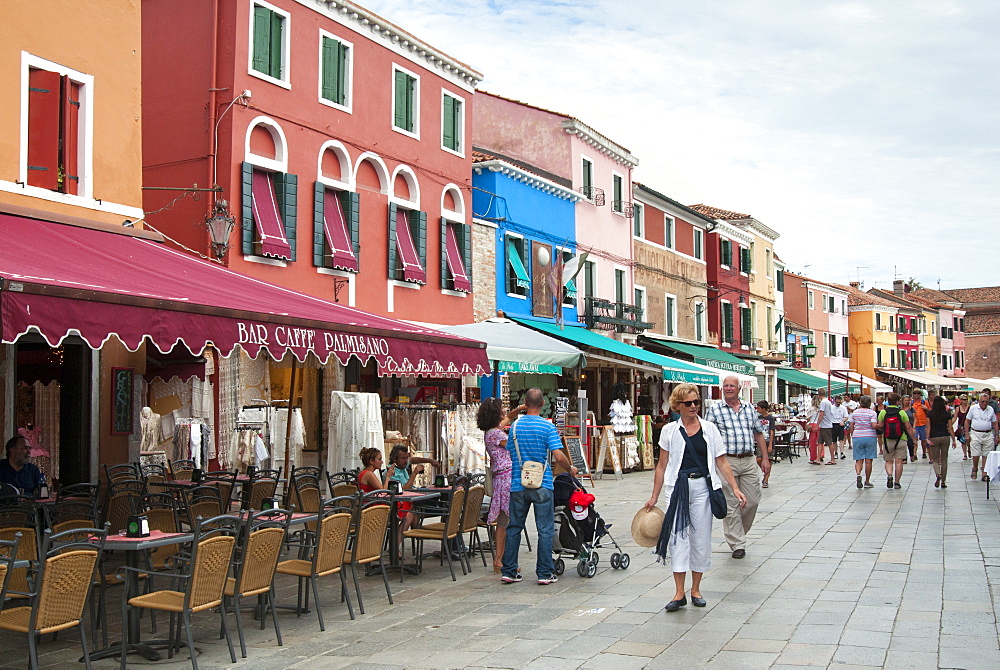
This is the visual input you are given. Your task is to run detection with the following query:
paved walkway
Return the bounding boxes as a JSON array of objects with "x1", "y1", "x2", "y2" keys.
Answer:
[{"x1": 12, "y1": 448, "x2": 1000, "y2": 669}]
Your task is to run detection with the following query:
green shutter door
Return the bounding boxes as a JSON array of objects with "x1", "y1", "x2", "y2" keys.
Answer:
[
  {"x1": 462, "y1": 223, "x2": 472, "y2": 286},
  {"x1": 241, "y1": 162, "x2": 254, "y2": 255},
  {"x1": 252, "y1": 6, "x2": 271, "y2": 74},
  {"x1": 394, "y1": 71, "x2": 408, "y2": 129},
  {"x1": 275, "y1": 172, "x2": 297, "y2": 261},
  {"x1": 411, "y1": 209, "x2": 427, "y2": 269},
  {"x1": 440, "y1": 216, "x2": 449, "y2": 289},
  {"x1": 442, "y1": 96, "x2": 455, "y2": 150},
  {"x1": 321, "y1": 38, "x2": 336, "y2": 101},
  {"x1": 338, "y1": 190, "x2": 360, "y2": 267},
  {"x1": 313, "y1": 181, "x2": 326, "y2": 267},
  {"x1": 723, "y1": 303, "x2": 734, "y2": 343},
  {"x1": 269, "y1": 10, "x2": 283, "y2": 78},
  {"x1": 388, "y1": 203, "x2": 397, "y2": 279}
]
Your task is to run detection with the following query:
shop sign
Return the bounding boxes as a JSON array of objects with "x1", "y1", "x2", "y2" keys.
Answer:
[
  {"x1": 497, "y1": 361, "x2": 562, "y2": 374},
  {"x1": 663, "y1": 369, "x2": 719, "y2": 385},
  {"x1": 237, "y1": 322, "x2": 391, "y2": 359},
  {"x1": 696, "y1": 358, "x2": 755, "y2": 376}
]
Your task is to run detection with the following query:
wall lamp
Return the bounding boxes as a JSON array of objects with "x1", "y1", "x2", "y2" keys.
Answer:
[
  {"x1": 205, "y1": 199, "x2": 236, "y2": 261},
  {"x1": 708, "y1": 286, "x2": 749, "y2": 309}
]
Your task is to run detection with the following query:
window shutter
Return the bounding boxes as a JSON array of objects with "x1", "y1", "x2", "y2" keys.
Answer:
[
  {"x1": 252, "y1": 5, "x2": 271, "y2": 74},
  {"x1": 723, "y1": 303, "x2": 733, "y2": 343},
  {"x1": 410, "y1": 209, "x2": 427, "y2": 268},
  {"x1": 337, "y1": 42, "x2": 347, "y2": 103},
  {"x1": 776, "y1": 269, "x2": 784, "y2": 291},
  {"x1": 269, "y1": 10, "x2": 283, "y2": 78},
  {"x1": 61, "y1": 77, "x2": 80, "y2": 194},
  {"x1": 387, "y1": 203, "x2": 397, "y2": 279},
  {"x1": 241, "y1": 162, "x2": 254, "y2": 255},
  {"x1": 462, "y1": 223, "x2": 472, "y2": 286},
  {"x1": 321, "y1": 38, "x2": 337, "y2": 101},
  {"x1": 440, "y1": 216, "x2": 449, "y2": 290},
  {"x1": 313, "y1": 182, "x2": 326, "y2": 267},
  {"x1": 27, "y1": 69, "x2": 62, "y2": 190},
  {"x1": 394, "y1": 71, "x2": 407, "y2": 129},
  {"x1": 338, "y1": 190, "x2": 360, "y2": 266},
  {"x1": 275, "y1": 172, "x2": 297, "y2": 261},
  {"x1": 442, "y1": 96, "x2": 455, "y2": 150}
]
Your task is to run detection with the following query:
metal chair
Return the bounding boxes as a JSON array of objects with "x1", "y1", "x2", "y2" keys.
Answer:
[
  {"x1": 102, "y1": 478, "x2": 144, "y2": 534},
  {"x1": 0, "y1": 525, "x2": 108, "y2": 670},
  {"x1": 0, "y1": 503, "x2": 41, "y2": 601},
  {"x1": 183, "y1": 486, "x2": 223, "y2": 528},
  {"x1": 0, "y1": 533, "x2": 23, "y2": 603},
  {"x1": 246, "y1": 468, "x2": 281, "y2": 511},
  {"x1": 104, "y1": 463, "x2": 139, "y2": 483},
  {"x1": 276, "y1": 504, "x2": 354, "y2": 630},
  {"x1": 44, "y1": 498, "x2": 99, "y2": 534},
  {"x1": 56, "y1": 482, "x2": 100, "y2": 503},
  {"x1": 202, "y1": 470, "x2": 238, "y2": 511},
  {"x1": 140, "y1": 463, "x2": 172, "y2": 494},
  {"x1": 223, "y1": 508, "x2": 291, "y2": 658},
  {"x1": 168, "y1": 459, "x2": 196, "y2": 481},
  {"x1": 343, "y1": 491, "x2": 393, "y2": 613},
  {"x1": 119, "y1": 514, "x2": 240, "y2": 670},
  {"x1": 403, "y1": 485, "x2": 467, "y2": 581}
]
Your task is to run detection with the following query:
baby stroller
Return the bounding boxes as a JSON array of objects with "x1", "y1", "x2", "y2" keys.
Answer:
[{"x1": 552, "y1": 473, "x2": 630, "y2": 578}]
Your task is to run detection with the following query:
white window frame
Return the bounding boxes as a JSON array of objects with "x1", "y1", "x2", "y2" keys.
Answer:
[
  {"x1": 391, "y1": 63, "x2": 420, "y2": 140},
  {"x1": 581, "y1": 156, "x2": 595, "y2": 201},
  {"x1": 613, "y1": 264, "x2": 629, "y2": 304},
  {"x1": 611, "y1": 171, "x2": 625, "y2": 215},
  {"x1": 765, "y1": 248, "x2": 773, "y2": 279},
  {"x1": 243, "y1": 115, "x2": 290, "y2": 267},
  {"x1": 841, "y1": 299, "x2": 847, "y2": 315},
  {"x1": 876, "y1": 347, "x2": 883, "y2": 367},
  {"x1": 504, "y1": 231, "x2": 528, "y2": 300},
  {"x1": 749, "y1": 300, "x2": 758, "y2": 344},
  {"x1": 582, "y1": 259, "x2": 598, "y2": 300},
  {"x1": 664, "y1": 214, "x2": 675, "y2": 250},
  {"x1": 634, "y1": 284, "x2": 647, "y2": 318},
  {"x1": 808, "y1": 290, "x2": 815, "y2": 310},
  {"x1": 440, "y1": 90, "x2": 465, "y2": 157},
  {"x1": 720, "y1": 299, "x2": 733, "y2": 346},
  {"x1": 632, "y1": 201, "x2": 644, "y2": 238},
  {"x1": 248, "y1": 0, "x2": 291, "y2": 90},
  {"x1": 317, "y1": 29, "x2": 352, "y2": 113},
  {"x1": 748, "y1": 241, "x2": 756, "y2": 275},
  {"x1": 693, "y1": 228, "x2": 704, "y2": 260},
  {"x1": 664, "y1": 292, "x2": 677, "y2": 338},
  {"x1": 694, "y1": 299, "x2": 706, "y2": 342},
  {"x1": 821, "y1": 294, "x2": 828, "y2": 313}
]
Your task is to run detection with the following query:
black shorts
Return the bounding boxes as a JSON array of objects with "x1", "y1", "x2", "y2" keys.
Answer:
[{"x1": 831, "y1": 424, "x2": 845, "y2": 441}]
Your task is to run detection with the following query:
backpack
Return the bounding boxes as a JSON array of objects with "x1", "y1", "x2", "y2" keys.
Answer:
[{"x1": 883, "y1": 406, "x2": 905, "y2": 443}]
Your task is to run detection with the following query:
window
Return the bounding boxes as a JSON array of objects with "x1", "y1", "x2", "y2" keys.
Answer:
[
  {"x1": 776, "y1": 269, "x2": 784, "y2": 291},
  {"x1": 960, "y1": 317, "x2": 965, "y2": 331},
  {"x1": 876, "y1": 347, "x2": 883, "y2": 367},
  {"x1": 765, "y1": 249, "x2": 773, "y2": 278},
  {"x1": 319, "y1": 33, "x2": 351, "y2": 110},
  {"x1": 504, "y1": 235, "x2": 529, "y2": 297},
  {"x1": 581, "y1": 158, "x2": 594, "y2": 199},
  {"x1": 26, "y1": 67, "x2": 84, "y2": 194},
  {"x1": 634, "y1": 286, "x2": 646, "y2": 319},
  {"x1": 632, "y1": 202, "x2": 643, "y2": 237},
  {"x1": 693, "y1": 228, "x2": 704, "y2": 260},
  {"x1": 313, "y1": 185, "x2": 358, "y2": 271},
  {"x1": 664, "y1": 294, "x2": 676, "y2": 337},
  {"x1": 612, "y1": 174, "x2": 624, "y2": 213},
  {"x1": 562, "y1": 249, "x2": 577, "y2": 306},
  {"x1": 821, "y1": 295, "x2": 828, "y2": 313},
  {"x1": 440, "y1": 219, "x2": 471, "y2": 292},
  {"x1": 392, "y1": 66, "x2": 418, "y2": 136},
  {"x1": 694, "y1": 301, "x2": 706, "y2": 342},
  {"x1": 828, "y1": 333, "x2": 837, "y2": 357},
  {"x1": 583, "y1": 259, "x2": 596, "y2": 300},
  {"x1": 389, "y1": 204, "x2": 427, "y2": 284},
  {"x1": 890, "y1": 349, "x2": 896, "y2": 368},
  {"x1": 720, "y1": 239, "x2": 733, "y2": 267},
  {"x1": 828, "y1": 295, "x2": 836, "y2": 313},
  {"x1": 251, "y1": 1, "x2": 289, "y2": 85},
  {"x1": 664, "y1": 215, "x2": 674, "y2": 249},
  {"x1": 741, "y1": 307, "x2": 753, "y2": 347},
  {"x1": 721, "y1": 302, "x2": 734, "y2": 345},
  {"x1": 766, "y1": 306, "x2": 774, "y2": 348},
  {"x1": 441, "y1": 92, "x2": 464, "y2": 154},
  {"x1": 875, "y1": 312, "x2": 882, "y2": 330},
  {"x1": 808, "y1": 291, "x2": 815, "y2": 310},
  {"x1": 241, "y1": 162, "x2": 295, "y2": 260},
  {"x1": 740, "y1": 246, "x2": 752, "y2": 273},
  {"x1": 889, "y1": 316, "x2": 895, "y2": 331},
  {"x1": 842, "y1": 336, "x2": 850, "y2": 358},
  {"x1": 910, "y1": 318, "x2": 918, "y2": 335},
  {"x1": 842, "y1": 299, "x2": 847, "y2": 315},
  {"x1": 614, "y1": 268, "x2": 626, "y2": 303}
]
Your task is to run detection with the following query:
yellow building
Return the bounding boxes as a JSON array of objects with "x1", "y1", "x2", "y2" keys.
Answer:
[{"x1": 837, "y1": 283, "x2": 899, "y2": 380}]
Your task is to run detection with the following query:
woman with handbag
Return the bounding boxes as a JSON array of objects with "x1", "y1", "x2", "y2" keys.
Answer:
[
  {"x1": 644, "y1": 384, "x2": 746, "y2": 612},
  {"x1": 477, "y1": 399, "x2": 520, "y2": 573}
]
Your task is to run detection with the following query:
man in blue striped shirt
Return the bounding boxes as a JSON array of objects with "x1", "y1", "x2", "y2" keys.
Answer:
[
  {"x1": 704, "y1": 376, "x2": 768, "y2": 559},
  {"x1": 502, "y1": 388, "x2": 577, "y2": 585}
]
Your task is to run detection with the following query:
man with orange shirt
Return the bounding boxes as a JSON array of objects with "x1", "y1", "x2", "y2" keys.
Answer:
[{"x1": 910, "y1": 390, "x2": 930, "y2": 461}]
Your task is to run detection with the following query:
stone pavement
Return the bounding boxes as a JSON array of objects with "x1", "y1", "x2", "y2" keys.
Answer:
[{"x1": 9, "y1": 447, "x2": 1000, "y2": 669}]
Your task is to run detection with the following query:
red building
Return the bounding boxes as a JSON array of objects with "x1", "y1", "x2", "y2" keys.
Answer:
[
  {"x1": 692, "y1": 206, "x2": 752, "y2": 355},
  {"x1": 141, "y1": 0, "x2": 481, "y2": 324}
]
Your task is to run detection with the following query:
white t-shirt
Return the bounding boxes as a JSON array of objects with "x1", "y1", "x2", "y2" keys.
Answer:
[
  {"x1": 818, "y1": 399, "x2": 835, "y2": 428},
  {"x1": 831, "y1": 404, "x2": 849, "y2": 424},
  {"x1": 967, "y1": 404, "x2": 997, "y2": 432}
]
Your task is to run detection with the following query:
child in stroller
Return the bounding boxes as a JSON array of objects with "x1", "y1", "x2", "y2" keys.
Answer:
[{"x1": 552, "y1": 473, "x2": 630, "y2": 577}]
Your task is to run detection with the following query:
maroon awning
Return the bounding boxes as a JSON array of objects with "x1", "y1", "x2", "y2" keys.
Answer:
[
  {"x1": 322, "y1": 190, "x2": 358, "y2": 272},
  {"x1": 251, "y1": 170, "x2": 292, "y2": 260},
  {"x1": 394, "y1": 209, "x2": 425, "y2": 284},
  {"x1": 445, "y1": 224, "x2": 471, "y2": 293},
  {"x1": 0, "y1": 214, "x2": 488, "y2": 377}
]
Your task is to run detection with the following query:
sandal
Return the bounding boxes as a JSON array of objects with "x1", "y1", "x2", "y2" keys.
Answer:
[
  {"x1": 826, "y1": 461, "x2": 836, "y2": 465},
  {"x1": 972, "y1": 469, "x2": 978, "y2": 480},
  {"x1": 762, "y1": 481, "x2": 769, "y2": 488}
]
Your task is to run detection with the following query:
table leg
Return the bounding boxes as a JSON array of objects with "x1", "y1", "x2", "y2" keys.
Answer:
[{"x1": 87, "y1": 551, "x2": 166, "y2": 662}]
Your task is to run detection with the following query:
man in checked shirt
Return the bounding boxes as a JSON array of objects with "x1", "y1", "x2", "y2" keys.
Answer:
[{"x1": 704, "y1": 375, "x2": 769, "y2": 559}]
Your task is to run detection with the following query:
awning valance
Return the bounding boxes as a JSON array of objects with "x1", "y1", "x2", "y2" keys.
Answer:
[
  {"x1": 876, "y1": 369, "x2": 968, "y2": 390},
  {"x1": 434, "y1": 318, "x2": 586, "y2": 374},
  {"x1": 0, "y1": 214, "x2": 489, "y2": 377},
  {"x1": 640, "y1": 336, "x2": 757, "y2": 376},
  {"x1": 777, "y1": 367, "x2": 828, "y2": 390}
]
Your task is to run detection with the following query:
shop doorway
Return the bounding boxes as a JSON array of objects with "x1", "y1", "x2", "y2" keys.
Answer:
[{"x1": 14, "y1": 339, "x2": 92, "y2": 486}]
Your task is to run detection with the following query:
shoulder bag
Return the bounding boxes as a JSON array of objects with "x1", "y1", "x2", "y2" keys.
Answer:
[
  {"x1": 680, "y1": 425, "x2": 728, "y2": 519},
  {"x1": 512, "y1": 422, "x2": 545, "y2": 489}
]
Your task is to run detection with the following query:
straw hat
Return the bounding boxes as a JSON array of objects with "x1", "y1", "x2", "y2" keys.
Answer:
[{"x1": 631, "y1": 506, "x2": 664, "y2": 547}]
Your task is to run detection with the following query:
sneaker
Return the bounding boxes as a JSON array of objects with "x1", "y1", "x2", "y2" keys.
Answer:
[
  {"x1": 500, "y1": 574, "x2": 523, "y2": 584},
  {"x1": 864, "y1": 482, "x2": 874, "y2": 488},
  {"x1": 887, "y1": 475, "x2": 893, "y2": 489},
  {"x1": 857, "y1": 475, "x2": 863, "y2": 489},
  {"x1": 537, "y1": 575, "x2": 558, "y2": 585},
  {"x1": 893, "y1": 482, "x2": 901, "y2": 489}
]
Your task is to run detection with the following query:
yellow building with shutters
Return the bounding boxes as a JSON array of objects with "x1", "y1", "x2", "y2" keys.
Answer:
[{"x1": 837, "y1": 283, "x2": 899, "y2": 379}]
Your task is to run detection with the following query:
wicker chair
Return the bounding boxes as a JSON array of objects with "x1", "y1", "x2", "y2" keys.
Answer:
[
  {"x1": 104, "y1": 463, "x2": 139, "y2": 483},
  {"x1": 183, "y1": 485, "x2": 224, "y2": 528},
  {"x1": 276, "y1": 506, "x2": 354, "y2": 630},
  {"x1": 343, "y1": 492, "x2": 393, "y2": 613},
  {"x1": 287, "y1": 473, "x2": 323, "y2": 532},
  {"x1": 459, "y1": 484, "x2": 488, "y2": 569},
  {"x1": 403, "y1": 486, "x2": 467, "y2": 581},
  {"x1": 44, "y1": 498, "x2": 99, "y2": 534},
  {"x1": 0, "y1": 503, "x2": 40, "y2": 601},
  {"x1": 102, "y1": 478, "x2": 144, "y2": 534},
  {"x1": 56, "y1": 482, "x2": 100, "y2": 503},
  {"x1": 0, "y1": 526, "x2": 107, "y2": 670},
  {"x1": 202, "y1": 470, "x2": 238, "y2": 511},
  {"x1": 119, "y1": 515, "x2": 239, "y2": 670},
  {"x1": 140, "y1": 463, "x2": 172, "y2": 494},
  {"x1": 246, "y1": 469, "x2": 281, "y2": 511},
  {"x1": 224, "y1": 509, "x2": 291, "y2": 658},
  {"x1": 169, "y1": 459, "x2": 196, "y2": 481},
  {"x1": 0, "y1": 532, "x2": 23, "y2": 602}
]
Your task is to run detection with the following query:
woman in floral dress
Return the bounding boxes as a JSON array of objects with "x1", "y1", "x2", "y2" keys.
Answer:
[{"x1": 477, "y1": 398, "x2": 519, "y2": 573}]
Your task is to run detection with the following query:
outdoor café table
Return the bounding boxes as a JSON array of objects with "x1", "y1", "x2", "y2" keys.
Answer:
[
  {"x1": 387, "y1": 490, "x2": 439, "y2": 576},
  {"x1": 985, "y1": 451, "x2": 1000, "y2": 499},
  {"x1": 88, "y1": 529, "x2": 194, "y2": 662}
]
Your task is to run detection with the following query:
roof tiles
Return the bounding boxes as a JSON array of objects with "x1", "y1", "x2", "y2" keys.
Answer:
[{"x1": 689, "y1": 204, "x2": 752, "y2": 220}]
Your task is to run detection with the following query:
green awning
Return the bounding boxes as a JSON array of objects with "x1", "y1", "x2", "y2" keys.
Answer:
[
  {"x1": 434, "y1": 319, "x2": 585, "y2": 375},
  {"x1": 777, "y1": 367, "x2": 828, "y2": 390},
  {"x1": 513, "y1": 319, "x2": 719, "y2": 385},
  {"x1": 641, "y1": 336, "x2": 756, "y2": 376},
  {"x1": 506, "y1": 240, "x2": 530, "y2": 289}
]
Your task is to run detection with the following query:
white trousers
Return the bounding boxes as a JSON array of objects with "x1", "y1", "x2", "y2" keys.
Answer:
[{"x1": 669, "y1": 477, "x2": 713, "y2": 574}]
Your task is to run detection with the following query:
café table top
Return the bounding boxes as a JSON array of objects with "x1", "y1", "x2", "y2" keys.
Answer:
[{"x1": 100, "y1": 530, "x2": 194, "y2": 551}]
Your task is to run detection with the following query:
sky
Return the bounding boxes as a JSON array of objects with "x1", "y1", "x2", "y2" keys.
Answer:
[{"x1": 363, "y1": 0, "x2": 999, "y2": 291}]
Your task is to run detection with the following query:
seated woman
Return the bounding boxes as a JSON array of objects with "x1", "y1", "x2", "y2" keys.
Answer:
[{"x1": 357, "y1": 447, "x2": 385, "y2": 492}]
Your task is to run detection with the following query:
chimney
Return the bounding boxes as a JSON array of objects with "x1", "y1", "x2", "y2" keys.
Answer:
[
  {"x1": 893, "y1": 279, "x2": 905, "y2": 296},
  {"x1": 849, "y1": 282, "x2": 860, "y2": 288}
]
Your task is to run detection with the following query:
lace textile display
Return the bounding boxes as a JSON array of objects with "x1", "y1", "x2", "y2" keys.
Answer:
[
  {"x1": 327, "y1": 392, "x2": 384, "y2": 474},
  {"x1": 609, "y1": 398, "x2": 637, "y2": 433}
]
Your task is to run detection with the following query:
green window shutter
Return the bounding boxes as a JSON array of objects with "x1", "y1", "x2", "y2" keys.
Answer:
[
  {"x1": 723, "y1": 303, "x2": 733, "y2": 343},
  {"x1": 410, "y1": 209, "x2": 427, "y2": 268},
  {"x1": 252, "y1": 6, "x2": 271, "y2": 74},
  {"x1": 440, "y1": 216, "x2": 449, "y2": 289},
  {"x1": 241, "y1": 161, "x2": 254, "y2": 255},
  {"x1": 582, "y1": 161, "x2": 592, "y2": 192},
  {"x1": 335, "y1": 41, "x2": 347, "y2": 104},
  {"x1": 269, "y1": 10, "x2": 283, "y2": 78},
  {"x1": 388, "y1": 203, "x2": 397, "y2": 279},
  {"x1": 321, "y1": 37, "x2": 336, "y2": 101},
  {"x1": 462, "y1": 223, "x2": 472, "y2": 286},
  {"x1": 394, "y1": 71, "x2": 408, "y2": 129},
  {"x1": 442, "y1": 96, "x2": 455, "y2": 150},
  {"x1": 338, "y1": 190, "x2": 360, "y2": 267},
  {"x1": 313, "y1": 181, "x2": 326, "y2": 267},
  {"x1": 274, "y1": 172, "x2": 297, "y2": 261},
  {"x1": 719, "y1": 239, "x2": 727, "y2": 265},
  {"x1": 776, "y1": 269, "x2": 784, "y2": 291}
]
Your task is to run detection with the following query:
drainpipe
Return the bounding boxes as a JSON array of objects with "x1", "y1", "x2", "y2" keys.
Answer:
[{"x1": 207, "y1": 0, "x2": 221, "y2": 204}]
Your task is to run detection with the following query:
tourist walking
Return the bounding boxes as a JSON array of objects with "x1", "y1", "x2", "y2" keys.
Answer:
[
  {"x1": 646, "y1": 384, "x2": 746, "y2": 611},
  {"x1": 849, "y1": 396, "x2": 878, "y2": 488},
  {"x1": 816, "y1": 389, "x2": 837, "y2": 465},
  {"x1": 477, "y1": 398, "x2": 516, "y2": 573},
  {"x1": 756, "y1": 400, "x2": 776, "y2": 488},
  {"x1": 955, "y1": 395, "x2": 971, "y2": 460},
  {"x1": 877, "y1": 393, "x2": 915, "y2": 489},
  {"x1": 704, "y1": 375, "x2": 768, "y2": 559},
  {"x1": 807, "y1": 394, "x2": 822, "y2": 465},
  {"x1": 965, "y1": 393, "x2": 999, "y2": 482},
  {"x1": 910, "y1": 390, "x2": 930, "y2": 461},
  {"x1": 926, "y1": 395, "x2": 956, "y2": 488},
  {"x1": 831, "y1": 396, "x2": 849, "y2": 459},
  {"x1": 901, "y1": 395, "x2": 917, "y2": 462},
  {"x1": 501, "y1": 388, "x2": 577, "y2": 585},
  {"x1": 844, "y1": 395, "x2": 859, "y2": 451}
]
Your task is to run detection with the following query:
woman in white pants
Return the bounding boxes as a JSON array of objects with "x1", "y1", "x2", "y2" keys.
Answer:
[{"x1": 645, "y1": 384, "x2": 746, "y2": 612}]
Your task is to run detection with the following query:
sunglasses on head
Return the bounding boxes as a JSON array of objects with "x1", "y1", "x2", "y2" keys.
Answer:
[{"x1": 679, "y1": 399, "x2": 701, "y2": 407}]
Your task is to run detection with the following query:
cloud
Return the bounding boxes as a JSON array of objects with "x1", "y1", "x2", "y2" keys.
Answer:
[{"x1": 363, "y1": 0, "x2": 1000, "y2": 289}]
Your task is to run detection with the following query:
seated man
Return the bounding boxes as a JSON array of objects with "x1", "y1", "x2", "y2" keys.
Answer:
[
  {"x1": 0, "y1": 435, "x2": 43, "y2": 494},
  {"x1": 386, "y1": 445, "x2": 442, "y2": 555}
]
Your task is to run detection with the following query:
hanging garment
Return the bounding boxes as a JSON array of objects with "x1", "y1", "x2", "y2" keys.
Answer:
[
  {"x1": 139, "y1": 407, "x2": 162, "y2": 453},
  {"x1": 327, "y1": 392, "x2": 384, "y2": 473},
  {"x1": 270, "y1": 408, "x2": 307, "y2": 471}
]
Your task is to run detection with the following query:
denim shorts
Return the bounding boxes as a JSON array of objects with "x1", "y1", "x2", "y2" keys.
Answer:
[{"x1": 852, "y1": 436, "x2": 877, "y2": 460}]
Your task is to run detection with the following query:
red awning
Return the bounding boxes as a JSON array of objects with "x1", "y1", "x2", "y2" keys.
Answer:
[
  {"x1": 251, "y1": 170, "x2": 292, "y2": 260},
  {"x1": 444, "y1": 224, "x2": 471, "y2": 293},
  {"x1": 394, "y1": 209, "x2": 425, "y2": 284},
  {"x1": 0, "y1": 214, "x2": 488, "y2": 377},
  {"x1": 323, "y1": 190, "x2": 358, "y2": 272}
]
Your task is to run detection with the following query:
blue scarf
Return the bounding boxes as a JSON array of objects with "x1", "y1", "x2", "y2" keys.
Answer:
[{"x1": 654, "y1": 426, "x2": 710, "y2": 564}]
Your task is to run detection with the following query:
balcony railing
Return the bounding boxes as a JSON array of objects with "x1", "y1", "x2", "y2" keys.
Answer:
[
  {"x1": 579, "y1": 186, "x2": 605, "y2": 206},
  {"x1": 579, "y1": 297, "x2": 653, "y2": 333}
]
